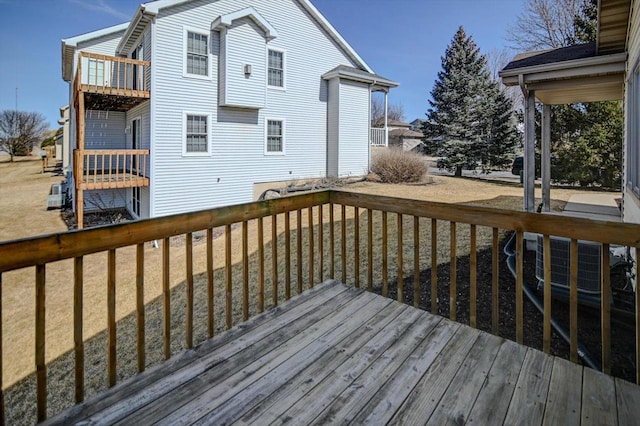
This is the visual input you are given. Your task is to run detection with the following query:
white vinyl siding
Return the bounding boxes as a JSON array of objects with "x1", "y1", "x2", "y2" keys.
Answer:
[
  {"x1": 338, "y1": 80, "x2": 369, "y2": 176},
  {"x1": 183, "y1": 28, "x2": 210, "y2": 78},
  {"x1": 265, "y1": 119, "x2": 285, "y2": 154},
  {"x1": 184, "y1": 113, "x2": 210, "y2": 155},
  {"x1": 219, "y1": 18, "x2": 267, "y2": 108},
  {"x1": 151, "y1": 0, "x2": 362, "y2": 217},
  {"x1": 624, "y1": 7, "x2": 640, "y2": 225},
  {"x1": 268, "y1": 49, "x2": 285, "y2": 88}
]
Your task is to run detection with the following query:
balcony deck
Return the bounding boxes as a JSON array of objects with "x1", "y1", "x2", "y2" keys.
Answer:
[{"x1": 47, "y1": 280, "x2": 640, "y2": 425}]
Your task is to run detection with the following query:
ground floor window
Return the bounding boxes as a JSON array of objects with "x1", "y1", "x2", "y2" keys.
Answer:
[
  {"x1": 265, "y1": 119, "x2": 284, "y2": 154},
  {"x1": 184, "y1": 114, "x2": 209, "y2": 155}
]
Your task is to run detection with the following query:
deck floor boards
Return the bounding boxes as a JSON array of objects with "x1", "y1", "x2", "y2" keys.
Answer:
[{"x1": 46, "y1": 281, "x2": 640, "y2": 425}]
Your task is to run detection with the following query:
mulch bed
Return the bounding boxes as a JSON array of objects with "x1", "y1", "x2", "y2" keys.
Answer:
[{"x1": 376, "y1": 235, "x2": 636, "y2": 383}]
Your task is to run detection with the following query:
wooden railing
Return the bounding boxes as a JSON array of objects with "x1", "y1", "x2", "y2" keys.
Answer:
[
  {"x1": 74, "y1": 149, "x2": 149, "y2": 190},
  {"x1": 75, "y1": 52, "x2": 150, "y2": 97},
  {"x1": 0, "y1": 190, "x2": 639, "y2": 422},
  {"x1": 370, "y1": 127, "x2": 387, "y2": 146}
]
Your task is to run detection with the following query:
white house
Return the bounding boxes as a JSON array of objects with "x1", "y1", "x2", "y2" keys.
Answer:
[{"x1": 61, "y1": 0, "x2": 397, "y2": 228}]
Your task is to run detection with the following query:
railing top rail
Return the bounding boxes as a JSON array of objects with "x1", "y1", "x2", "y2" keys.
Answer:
[
  {"x1": 0, "y1": 191, "x2": 329, "y2": 273},
  {"x1": 78, "y1": 51, "x2": 150, "y2": 67},
  {"x1": 80, "y1": 149, "x2": 150, "y2": 155},
  {"x1": 330, "y1": 190, "x2": 640, "y2": 247},
  {"x1": 2, "y1": 188, "x2": 639, "y2": 273}
]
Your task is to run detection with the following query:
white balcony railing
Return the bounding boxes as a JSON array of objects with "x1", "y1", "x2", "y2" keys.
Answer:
[{"x1": 370, "y1": 127, "x2": 387, "y2": 146}]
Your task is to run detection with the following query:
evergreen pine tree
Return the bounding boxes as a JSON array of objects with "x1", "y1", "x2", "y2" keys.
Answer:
[{"x1": 424, "y1": 27, "x2": 519, "y2": 176}]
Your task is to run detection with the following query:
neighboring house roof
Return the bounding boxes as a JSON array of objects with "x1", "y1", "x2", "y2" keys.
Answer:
[
  {"x1": 61, "y1": 23, "x2": 129, "y2": 82},
  {"x1": 371, "y1": 118, "x2": 410, "y2": 127},
  {"x1": 322, "y1": 65, "x2": 398, "y2": 89},
  {"x1": 114, "y1": 0, "x2": 375, "y2": 73},
  {"x1": 389, "y1": 128, "x2": 423, "y2": 138},
  {"x1": 501, "y1": 43, "x2": 597, "y2": 71}
]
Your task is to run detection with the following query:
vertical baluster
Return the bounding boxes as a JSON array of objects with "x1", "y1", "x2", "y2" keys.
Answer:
[
  {"x1": 470, "y1": 224, "x2": 477, "y2": 328},
  {"x1": 163, "y1": 238, "x2": 171, "y2": 359},
  {"x1": 285, "y1": 211, "x2": 291, "y2": 298},
  {"x1": 297, "y1": 209, "x2": 302, "y2": 293},
  {"x1": 108, "y1": 152, "x2": 112, "y2": 184},
  {"x1": 413, "y1": 217, "x2": 420, "y2": 308},
  {"x1": 36, "y1": 264, "x2": 46, "y2": 422},
  {"x1": 382, "y1": 211, "x2": 388, "y2": 297},
  {"x1": 0, "y1": 273, "x2": 3, "y2": 424},
  {"x1": 136, "y1": 245, "x2": 145, "y2": 372},
  {"x1": 636, "y1": 246, "x2": 640, "y2": 384},
  {"x1": 258, "y1": 219, "x2": 265, "y2": 313},
  {"x1": 341, "y1": 205, "x2": 347, "y2": 284},
  {"x1": 516, "y1": 231, "x2": 524, "y2": 344},
  {"x1": 242, "y1": 221, "x2": 249, "y2": 321},
  {"x1": 397, "y1": 213, "x2": 403, "y2": 303},
  {"x1": 570, "y1": 238, "x2": 578, "y2": 363},
  {"x1": 74, "y1": 257, "x2": 84, "y2": 402},
  {"x1": 93, "y1": 153, "x2": 98, "y2": 185},
  {"x1": 431, "y1": 219, "x2": 438, "y2": 314},
  {"x1": 319, "y1": 205, "x2": 324, "y2": 282},
  {"x1": 543, "y1": 235, "x2": 551, "y2": 353},
  {"x1": 492, "y1": 228, "x2": 499, "y2": 335},
  {"x1": 449, "y1": 222, "x2": 457, "y2": 321},
  {"x1": 186, "y1": 233, "x2": 193, "y2": 349},
  {"x1": 272, "y1": 215, "x2": 278, "y2": 306},
  {"x1": 368, "y1": 209, "x2": 373, "y2": 292},
  {"x1": 330, "y1": 203, "x2": 335, "y2": 278},
  {"x1": 207, "y1": 229, "x2": 214, "y2": 337},
  {"x1": 225, "y1": 225, "x2": 232, "y2": 328},
  {"x1": 107, "y1": 249, "x2": 116, "y2": 387},
  {"x1": 602, "y1": 243, "x2": 611, "y2": 374},
  {"x1": 308, "y1": 207, "x2": 314, "y2": 288},
  {"x1": 354, "y1": 207, "x2": 359, "y2": 288}
]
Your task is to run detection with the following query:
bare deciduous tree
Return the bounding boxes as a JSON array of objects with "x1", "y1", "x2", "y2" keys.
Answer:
[
  {"x1": 487, "y1": 48, "x2": 524, "y2": 112},
  {"x1": 0, "y1": 110, "x2": 49, "y2": 161},
  {"x1": 371, "y1": 96, "x2": 405, "y2": 125},
  {"x1": 507, "y1": 0, "x2": 583, "y2": 50}
]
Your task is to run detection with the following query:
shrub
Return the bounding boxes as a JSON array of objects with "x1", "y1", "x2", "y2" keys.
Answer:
[{"x1": 371, "y1": 148, "x2": 427, "y2": 183}]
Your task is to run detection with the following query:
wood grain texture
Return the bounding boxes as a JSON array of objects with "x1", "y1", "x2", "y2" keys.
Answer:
[
  {"x1": 543, "y1": 357, "x2": 582, "y2": 425},
  {"x1": 242, "y1": 222, "x2": 249, "y2": 321},
  {"x1": 616, "y1": 377, "x2": 640, "y2": 425},
  {"x1": 382, "y1": 211, "x2": 388, "y2": 298},
  {"x1": 226, "y1": 224, "x2": 232, "y2": 328},
  {"x1": 285, "y1": 211, "x2": 291, "y2": 299},
  {"x1": 107, "y1": 249, "x2": 116, "y2": 387},
  {"x1": 271, "y1": 215, "x2": 278, "y2": 306},
  {"x1": 431, "y1": 218, "x2": 438, "y2": 314},
  {"x1": 492, "y1": 227, "x2": 499, "y2": 335},
  {"x1": 36, "y1": 264, "x2": 47, "y2": 422},
  {"x1": 397, "y1": 213, "x2": 403, "y2": 302},
  {"x1": 309, "y1": 207, "x2": 314, "y2": 289},
  {"x1": 449, "y1": 221, "x2": 457, "y2": 321},
  {"x1": 74, "y1": 257, "x2": 85, "y2": 403},
  {"x1": 297, "y1": 209, "x2": 303, "y2": 294},
  {"x1": 257, "y1": 220, "x2": 264, "y2": 314},
  {"x1": 136, "y1": 244, "x2": 145, "y2": 372},
  {"x1": 581, "y1": 366, "x2": 616, "y2": 425}
]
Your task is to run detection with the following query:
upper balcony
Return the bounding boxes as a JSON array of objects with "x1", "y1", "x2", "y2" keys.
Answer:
[{"x1": 74, "y1": 52, "x2": 150, "y2": 111}]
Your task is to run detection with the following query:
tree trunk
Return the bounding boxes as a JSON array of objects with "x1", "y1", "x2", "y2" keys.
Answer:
[{"x1": 455, "y1": 166, "x2": 463, "y2": 177}]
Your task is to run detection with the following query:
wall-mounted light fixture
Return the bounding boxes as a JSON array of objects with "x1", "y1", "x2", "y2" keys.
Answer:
[{"x1": 244, "y1": 64, "x2": 252, "y2": 76}]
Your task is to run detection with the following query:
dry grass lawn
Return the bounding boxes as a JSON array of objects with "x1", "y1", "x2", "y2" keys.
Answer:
[{"x1": 0, "y1": 163, "x2": 597, "y2": 423}]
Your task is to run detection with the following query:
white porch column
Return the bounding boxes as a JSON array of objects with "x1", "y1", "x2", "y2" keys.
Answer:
[
  {"x1": 384, "y1": 90, "x2": 388, "y2": 146},
  {"x1": 541, "y1": 104, "x2": 551, "y2": 212},
  {"x1": 524, "y1": 89, "x2": 536, "y2": 212}
]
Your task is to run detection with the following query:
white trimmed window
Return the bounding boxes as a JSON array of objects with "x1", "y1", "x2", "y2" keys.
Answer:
[
  {"x1": 186, "y1": 31, "x2": 208, "y2": 76},
  {"x1": 268, "y1": 49, "x2": 284, "y2": 88},
  {"x1": 265, "y1": 119, "x2": 284, "y2": 154},
  {"x1": 185, "y1": 114, "x2": 209, "y2": 154}
]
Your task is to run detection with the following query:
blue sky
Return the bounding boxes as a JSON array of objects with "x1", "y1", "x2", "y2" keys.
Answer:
[{"x1": 0, "y1": 0, "x2": 524, "y2": 129}]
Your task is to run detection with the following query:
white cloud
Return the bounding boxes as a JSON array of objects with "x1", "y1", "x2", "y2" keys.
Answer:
[{"x1": 68, "y1": 0, "x2": 130, "y2": 21}]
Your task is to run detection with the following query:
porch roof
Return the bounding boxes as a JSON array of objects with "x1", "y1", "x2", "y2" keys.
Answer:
[
  {"x1": 499, "y1": 0, "x2": 630, "y2": 105},
  {"x1": 499, "y1": 44, "x2": 626, "y2": 104},
  {"x1": 322, "y1": 65, "x2": 399, "y2": 91}
]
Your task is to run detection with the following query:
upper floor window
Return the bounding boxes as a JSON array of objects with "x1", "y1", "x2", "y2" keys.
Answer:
[
  {"x1": 185, "y1": 114, "x2": 209, "y2": 155},
  {"x1": 186, "y1": 31, "x2": 208, "y2": 77},
  {"x1": 268, "y1": 49, "x2": 284, "y2": 88},
  {"x1": 265, "y1": 119, "x2": 284, "y2": 154}
]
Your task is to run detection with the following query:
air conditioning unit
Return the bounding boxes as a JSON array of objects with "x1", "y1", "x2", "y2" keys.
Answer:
[{"x1": 535, "y1": 235, "x2": 601, "y2": 295}]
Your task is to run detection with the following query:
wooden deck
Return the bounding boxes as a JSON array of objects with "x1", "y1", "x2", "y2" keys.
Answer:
[{"x1": 46, "y1": 281, "x2": 640, "y2": 425}]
